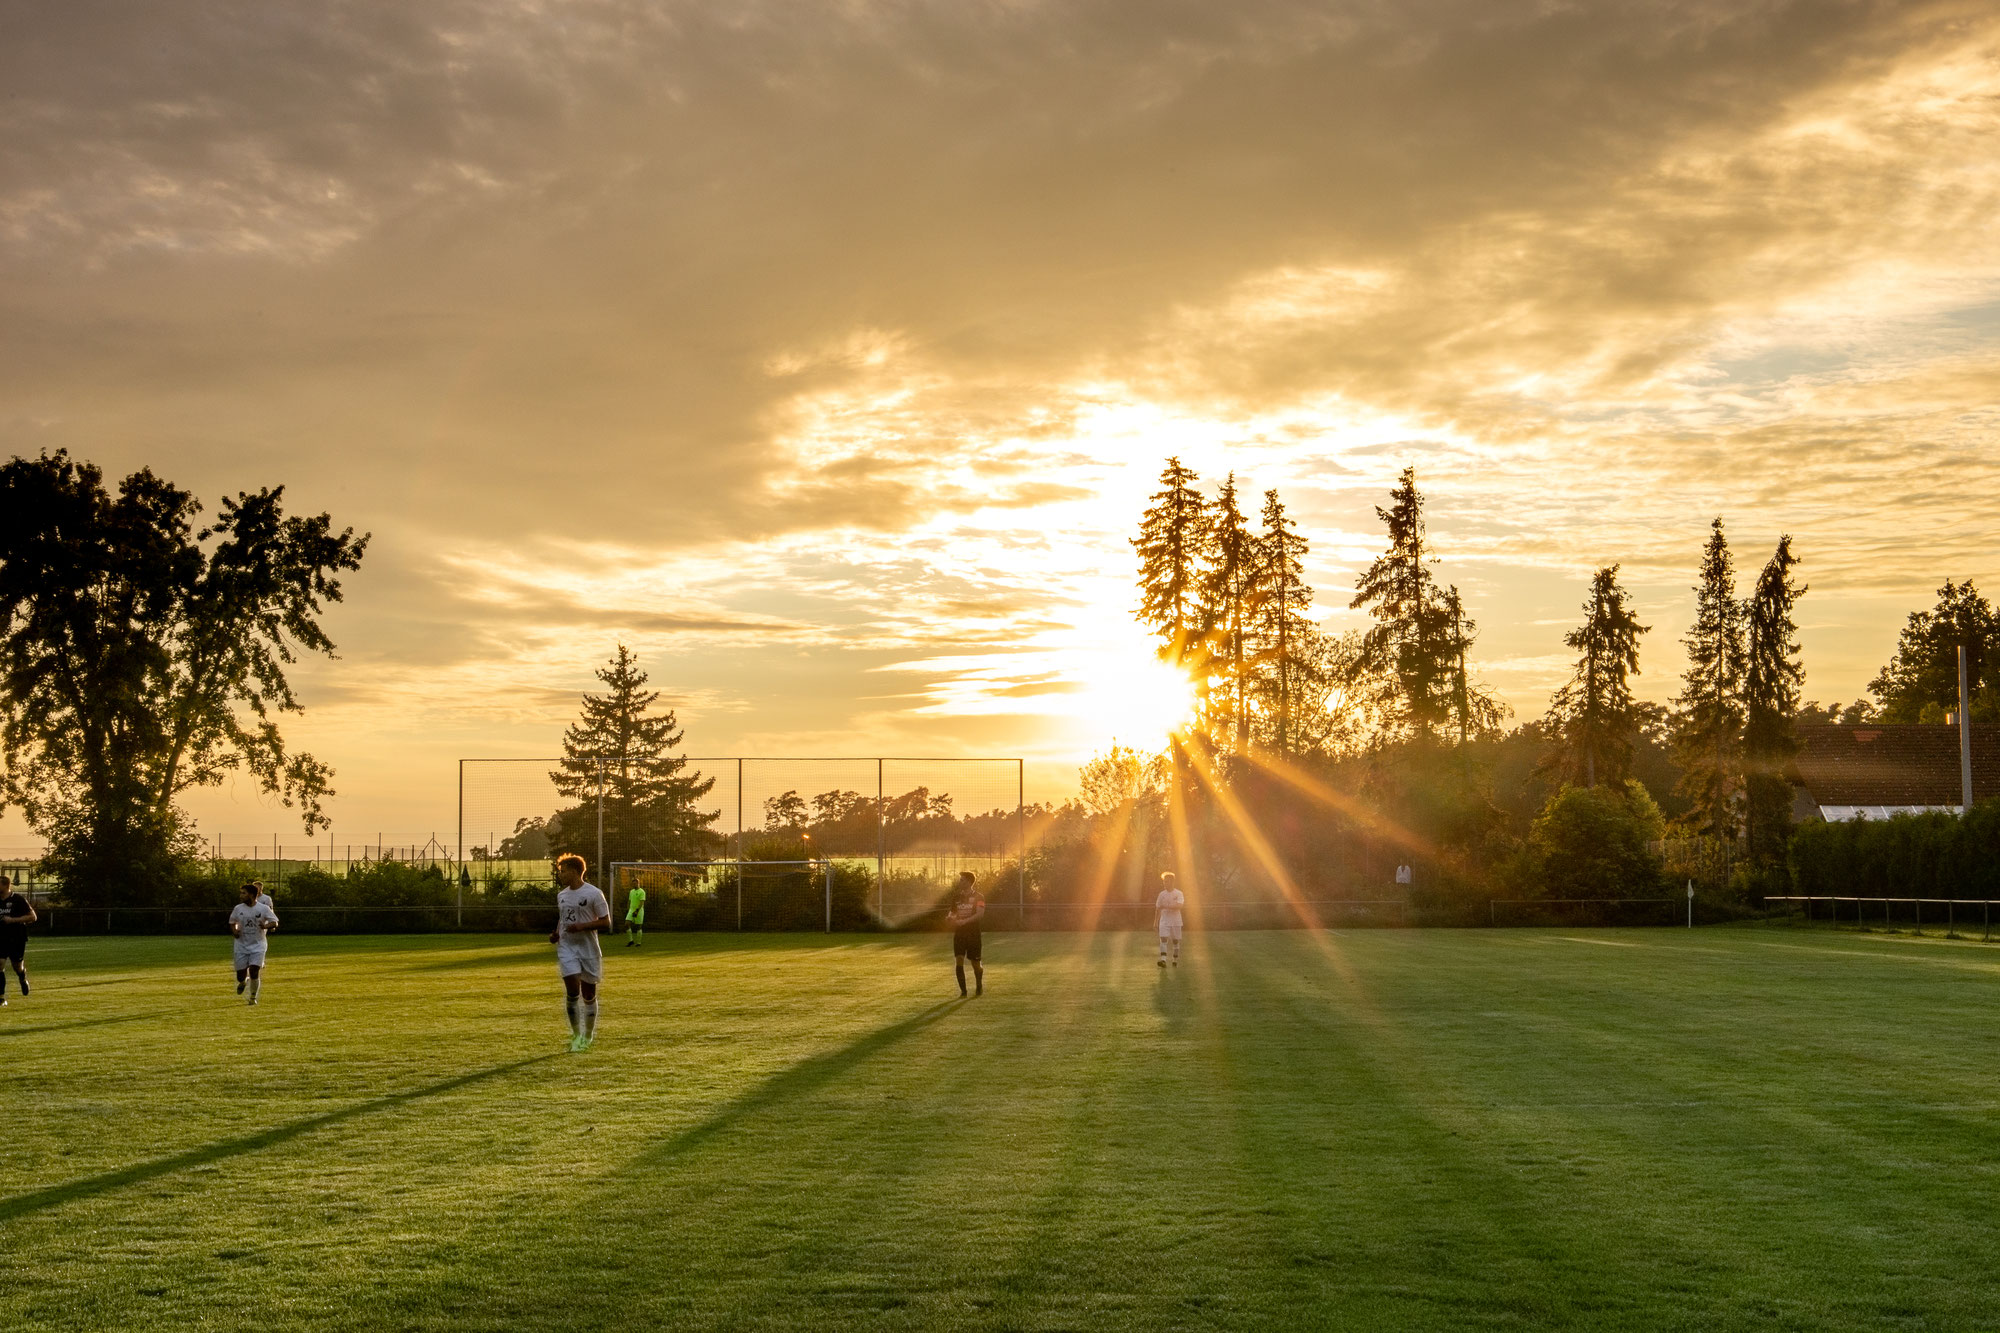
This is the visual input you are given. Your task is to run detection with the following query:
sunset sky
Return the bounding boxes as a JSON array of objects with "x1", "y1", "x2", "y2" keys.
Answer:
[{"x1": 4, "y1": 0, "x2": 1997, "y2": 846}]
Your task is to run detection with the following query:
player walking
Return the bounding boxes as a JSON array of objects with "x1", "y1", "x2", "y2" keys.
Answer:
[
  {"x1": 1155, "y1": 871, "x2": 1185, "y2": 968},
  {"x1": 0, "y1": 876, "x2": 35, "y2": 1005},
  {"x1": 945, "y1": 870, "x2": 985, "y2": 997},
  {"x1": 624, "y1": 882, "x2": 646, "y2": 947},
  {"x1": 228, "y1": 882, "x2": 280, "y2": 1004},
  {"x1": 550, "y1": 854, "x2": 611, "y2": 1051}
]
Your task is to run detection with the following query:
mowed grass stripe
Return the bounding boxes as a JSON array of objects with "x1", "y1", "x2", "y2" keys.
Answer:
[{"x1": 4, "y1": 928, "x2": 2000, "y2": 1330}]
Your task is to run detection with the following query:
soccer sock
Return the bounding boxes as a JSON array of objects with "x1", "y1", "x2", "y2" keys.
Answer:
[
  {"x1": 582, "y1": 1000, "x2": 598, "y2": 1039},
  {"x1": 635, "y1": 928, "x2": 642, "y2": 945},
  {"x1": 248, "y1": 975, "x2": 260, "y2": 1001},
  {"x1": 565, "y1": 996, "x2": 580, "y2": 1035},
  {"x1": 955, "y1": 960, "x2": 966, "y2": 993}
]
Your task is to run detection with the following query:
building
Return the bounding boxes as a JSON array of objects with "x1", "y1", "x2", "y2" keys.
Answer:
[{"x1": 1790, "y1": 722, "x2": 2000, "y2": 822}]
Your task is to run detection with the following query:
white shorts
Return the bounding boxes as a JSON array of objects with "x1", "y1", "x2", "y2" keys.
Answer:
[
  {"x1": 234, "y1": 944, "x2": 268, "y2": 968},
  {"x1": 1158, "y1": 917, "x2": 1183, "y2": 941},
  {"x1": 557, "y1": 949, "x2": 602, "y2": 984}
]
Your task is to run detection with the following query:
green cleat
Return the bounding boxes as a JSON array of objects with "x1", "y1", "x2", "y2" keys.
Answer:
[{"x1": 569, "y1": 1034, "x2": 589, "y2": 1052}]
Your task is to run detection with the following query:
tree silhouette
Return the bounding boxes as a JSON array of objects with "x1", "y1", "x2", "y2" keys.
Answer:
[
  {"x1": 0, "y1": 451, "x2": 366, "y2": 905},
  {"x1": 1743, "y1": 537, "x2": 1806, "y2": 866},
  {"x1": 1349, "y1": 467, "x2": 1453, "y2": 741},
  {"x1": 1200, "y1": 473, "x2": 1257, "y2": 751},
  {"x1": 551, "y1": 644, "x2": 717, "y2": 868},
  {"x1": 1867, "y1": 579, "x2": 1999, "y2": 723},
  {"x1": 1247, "y1": 489, "x2": 1317, "y2": 756},
  {"x1": 1547, "y1": 565, "x2": 1649, "y2": 788},
  {"x1": 1671, "y1": 518, "x2": 1746, "y2": 840}
]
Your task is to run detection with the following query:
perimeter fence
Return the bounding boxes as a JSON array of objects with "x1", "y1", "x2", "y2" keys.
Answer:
[
  {"x1": 461, "y1": 756, "x2": 1025, "y2": 928},
  {"x1": 1768, "y1": 894, "x2": 2000, "y2": 940}
]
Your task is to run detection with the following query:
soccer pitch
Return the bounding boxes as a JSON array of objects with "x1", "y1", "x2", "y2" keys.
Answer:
[{"x1": 7, "y1": 928, "x2": 2000, "y2": 1331}]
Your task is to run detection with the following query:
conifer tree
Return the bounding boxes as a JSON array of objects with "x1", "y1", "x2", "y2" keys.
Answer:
[
  {"x1": 1132, "y1": 458, "x2": 1211, "y2": 680},
  {"x1": 1442, "y1": 584, "x2": 1506, "y2": 744},
  {"x1": 1349, "y1": 467, "x2": 1453, "y2": 741},
  {"x1": 1671, "y1": 518, "x2": 1747, "y2": 840},
  {"x1": 1743, "y1": 537, "x2": 1806, "y2": 866},
  {"x1": 552, "y1": 644, "x2": 717, "y2": 865},
  {"x1": 1246, "y1": 489, "x2": 1317, "y2": 755},
  {"x1": 1200, "y1": 474, "x2": 1257, "y2": 751},
  {"x1": 1546, "y1": 565, "x2": 1649, "y2": 788}
]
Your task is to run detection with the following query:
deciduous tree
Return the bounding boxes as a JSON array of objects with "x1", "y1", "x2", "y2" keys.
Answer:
[{"x1": 0, "y1": 451, "x2": 367, "y2": 905}]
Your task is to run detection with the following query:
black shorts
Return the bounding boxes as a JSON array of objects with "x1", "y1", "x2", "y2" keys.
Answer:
[
  {"x1": 0, "y1": 936, "x2": 23, "y2": 964},
  {"x1": 952, "y1": 928, "x2": 982, "y2": 961}
]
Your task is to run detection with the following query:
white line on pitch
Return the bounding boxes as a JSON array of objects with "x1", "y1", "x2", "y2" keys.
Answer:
[{"x1": 1554, "y1": 936, "x2": 1641, "y2": 948}]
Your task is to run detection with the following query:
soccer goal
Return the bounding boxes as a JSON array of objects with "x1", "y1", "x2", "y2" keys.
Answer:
[{"x1": 609, "y1": 860, "x2": 835, "y2": 932}]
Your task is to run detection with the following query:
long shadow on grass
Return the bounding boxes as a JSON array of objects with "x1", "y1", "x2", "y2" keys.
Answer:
[
  {"x1": 630, "y1": 999, "x2": 964, "y2": 1168},
  {"x1": 0, "y1": 1053, "x2": 558, "y2": 1222},
  {"x1": 0, "y1": 1011, "x2": 172, "y2": 1039}
]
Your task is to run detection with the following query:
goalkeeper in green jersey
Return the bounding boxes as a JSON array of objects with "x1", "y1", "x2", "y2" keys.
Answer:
[{"x1": 624, "y1": 884, "x2": 646, "y2": 947}]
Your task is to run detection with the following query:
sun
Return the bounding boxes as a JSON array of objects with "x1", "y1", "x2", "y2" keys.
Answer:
[{"x1": 1075, "y1": 642, "x2": 1198, "y2": 752}]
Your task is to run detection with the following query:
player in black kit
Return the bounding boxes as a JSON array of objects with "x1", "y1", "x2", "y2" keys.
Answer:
[
  {"x1": 945, "y1": 871, "x2": 985, "y2": 997},
  {"x1": 0, "y1": 875, "x2": 35, "y2": 1005}
]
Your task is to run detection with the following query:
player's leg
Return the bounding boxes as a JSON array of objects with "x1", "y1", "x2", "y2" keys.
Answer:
[
  {"x1": 1158, "y1": 931, "x2": 1169, "y2": 967},
  {"x1": 953, "y1": 939, "x2": 967, "y2": 996},
  {"x1": 970, "y1": 937, "x2": 983, "y2": 996},
  {"x1": 235, "y1": 960, "x2": 248, "y2": 994},
  {"x1": 9, "y1": 945, "x2": 25, "y2": 995},
  {"x1": 578, "y1": 976, "x2": 599, "y2": 1046},
  {"x1": 562, "y1": 970, "x2": 583, "y2": 1041},
  {"x1": 245, "y1": 962, "x2": 262, "y2": 1005}
]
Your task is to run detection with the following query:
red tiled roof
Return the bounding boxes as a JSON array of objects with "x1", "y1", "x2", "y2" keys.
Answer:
[{"x1": 1790, "y1": 723, "x2": 2000, "y2": 807}]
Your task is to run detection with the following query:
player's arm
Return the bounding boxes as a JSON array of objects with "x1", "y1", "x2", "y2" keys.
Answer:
[
  {"x1": 966, "y1": 898, "x2": 985, "y2": 927},
  {"x1": 2, "y1": 902, "x2": 33, "y2": 926}
]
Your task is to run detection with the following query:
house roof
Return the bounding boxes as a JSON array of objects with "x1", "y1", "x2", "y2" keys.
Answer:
[{"x1": 1790, "y1": 723, "x2": 2000, "y2": 808}]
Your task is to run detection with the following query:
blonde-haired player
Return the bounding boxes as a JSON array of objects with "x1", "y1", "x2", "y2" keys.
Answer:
[
  {"x1": 549, "y1": 854, "x2": 611, "y2": 1051},
  {"x1": 1155, "y1": 871, "x2": 1185, "y2": 968}
]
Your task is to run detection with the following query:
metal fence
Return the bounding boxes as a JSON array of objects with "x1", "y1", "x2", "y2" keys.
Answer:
[
  {"x1": 1768, "y1": 895, "x2": 2000, "y2": 940},
  {"x1": 460, "y1": 756, "x2": 1026, "y2": 924}
]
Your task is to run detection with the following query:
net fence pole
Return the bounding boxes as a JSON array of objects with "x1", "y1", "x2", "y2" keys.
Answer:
[
  {"x1": 736, "y1": 758, "x2": 744, "y2": 860},
  {"x1": 1017, "y1": 758, "x2": 1025, "y2": 930},
  {"x1": 456, "y1": 760, "x2": 464, "y2": 928},
  {"x1": 876, "y1": 758, "x2": 885, "y2": 921}
]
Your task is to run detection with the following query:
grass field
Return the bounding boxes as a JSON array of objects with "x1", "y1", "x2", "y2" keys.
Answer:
[{"x1": 6, "y1": 925, "x2": 2000, "y2": 1331}]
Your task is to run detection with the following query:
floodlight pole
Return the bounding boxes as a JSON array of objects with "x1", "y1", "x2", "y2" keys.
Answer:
[
  {"x1": 455, "y1": 760, "x2": 464, "y2": 928},
  {"x1": 1960, "y1": 643, "x2": 1975, "y2": 812}
]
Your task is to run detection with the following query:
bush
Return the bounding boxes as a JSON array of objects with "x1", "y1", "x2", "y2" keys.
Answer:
[
  {"x1": 1788, "y1": 798, "x2": 2000, "y2": 901},
  {"x1": 1520, "y1": 781, "x2": 1667, "y2": 899}
]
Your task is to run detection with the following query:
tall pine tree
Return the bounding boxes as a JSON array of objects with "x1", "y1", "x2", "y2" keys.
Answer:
[
  {"x1": 1349, "y1": 467, "x2": 1453, "y2": 741},
  {"x1": 1199, "y1": 473, "x2": 1257, "y2": 752},
  {"x1": 1132, "y1": 458, "x2": 1212, "y2": 682},
  {"x1": 551, "y1": 644, "x2": 717, "y2": 866},
  {"x1": 1442, "y1": 584, "x2": 1505, "y2": 744},
  {"x1": 1247, "y1": 489, "x2": 1317, "y2": 756},
  {"x1": 1671, "y1": 518, "x2": 1746, "y2": 840},
  {"x1": 1546, "y1": 565, "x2": 1649, "y2": 788},
  {"x1": 1743, "y1": 537, "x2": 1806, "y2": 867}
]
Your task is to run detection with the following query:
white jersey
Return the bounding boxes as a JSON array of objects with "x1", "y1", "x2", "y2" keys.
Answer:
[
  {"x1": 230, "y1": 902, "x2": 277, "y2": 955},
  {"x1": 1156, "y1": 888, "x2": 1185, "y2": 938},
  {"x1": 556, "y1": 883, "x2": 609, "y2": 978}
]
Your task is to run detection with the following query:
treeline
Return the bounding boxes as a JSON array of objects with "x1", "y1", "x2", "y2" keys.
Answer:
[{"x1": 1040, "y1": 459, "x2": 1999, "y2": 916}]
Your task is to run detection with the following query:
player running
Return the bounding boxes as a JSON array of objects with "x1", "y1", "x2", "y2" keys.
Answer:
[
  {"x1": 550, "y1": 854, "x2": 611, "y2": 1051},
  {"x1": 1155, "y1": 871, "x2": 1185, "y2": 968},
  {"x1": 228, "y1": 882, "x2": 280, "y2": 1005},
  {"x1": 624, "y1": 882, "x2": 645, "y2": 947},
  {"x1": 944, "y1": 871, "x2": 985, "y2": 997},
  {"x1": 0, "y1": 876, "x2": 35, "y2": 1005}
]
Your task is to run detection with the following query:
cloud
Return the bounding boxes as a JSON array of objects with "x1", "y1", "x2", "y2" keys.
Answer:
[{"x1": 2, "y1": 0, "x2": 1998, "y2": 835}]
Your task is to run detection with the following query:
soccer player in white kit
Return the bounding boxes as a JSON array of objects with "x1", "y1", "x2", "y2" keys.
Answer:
[
  {"x1": 1155, "y1": 871, "x2": 1185, "y2": 968},
  {"x1": 549, "y1": 854, "x2": 611, "y2": 1052},
  {"x1": 228, "y1": 882, "x2": 280, "y2": 1004}
]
